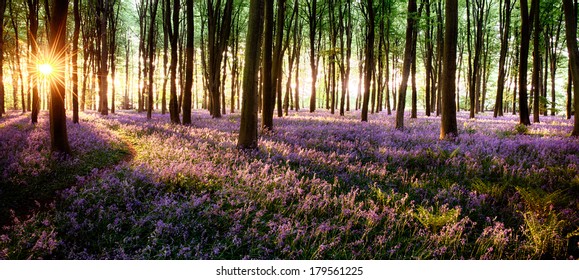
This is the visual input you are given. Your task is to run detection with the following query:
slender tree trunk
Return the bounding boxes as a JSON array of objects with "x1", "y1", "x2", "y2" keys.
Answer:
[
  {"x1": 98, "y1": 0, "x2": 109, "y2": 116},
  {"x1": 168, "y1": 0, "x2": 180, "y2": 123},
  {"x1": 532, "y1": 0, "x2": 540, "y2": 123},
  {"x1": 147, "y1": 0, "x2": 159, "y2": 119},
  {"x1": 183, "y1": 0, "x2": 194, "y2": 124},
  {"x1": 568, "y1": 62, "x2": 573, "y2": 119},
  {"x1": 495, "y1": 0, "x2": 511, "y2": 117},
  {"x1": 9, "y1": 0, "x2": 25, "y2": 113},
  {"x1": 307, "y1": 0, "x2": 319, "y2": 113},
  {"x1": 563, "y1": 0, "x2": 579, "y2": 135},
  {"x1": 72, "y1": 0, "x2": 80, "y2": 123},
  {"x1": 518, "y1": 0, "x2": 533, "y2": 125},
  {"x1": 395, "y1": 0, "x2": 417, "y2": 129},
  {"x1": 261, "y1": 0, "x2": 274, "y2": 131},
  {"x1": 28, "y1": 0, "x2": 40, "y2": 122},
  {"x1": 361, "y1": 0, "x2": 375, "y2": 122},
  {"x1": 0, "y1": 1, "x2": 5, "y2": 117},
  {"x1": 206, "y1": 0, "x2": 234, "y2": 118}
]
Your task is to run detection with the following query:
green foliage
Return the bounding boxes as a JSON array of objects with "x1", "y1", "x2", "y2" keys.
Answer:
[
  {"x1": 415, "y1": 205, "x2": 460, "y2": 233},
  {"x1": 514, "y1": 123, "x2": 529, "y2": 135}
]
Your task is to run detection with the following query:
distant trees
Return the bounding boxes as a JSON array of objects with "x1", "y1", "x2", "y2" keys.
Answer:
[
  {"x1": 205, "y1": 0, "x2": 234, "y2": 118},
  {"x1": 1, "y1": 0, "x2": 579, "y2": 139}
]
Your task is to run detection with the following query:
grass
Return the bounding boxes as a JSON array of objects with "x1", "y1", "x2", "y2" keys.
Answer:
[{"x1": 1, "y1": 110, "x2": 577, "y2": 259}]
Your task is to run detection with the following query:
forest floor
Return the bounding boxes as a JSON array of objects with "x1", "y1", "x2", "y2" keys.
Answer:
[{"x1": 1, "y1": 109, "x2": 578, "y2": 259}]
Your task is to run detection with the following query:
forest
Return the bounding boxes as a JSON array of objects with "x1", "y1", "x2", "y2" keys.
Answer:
[{"x1": 0, "y1": 0, "x2": 578, "y2": 260}]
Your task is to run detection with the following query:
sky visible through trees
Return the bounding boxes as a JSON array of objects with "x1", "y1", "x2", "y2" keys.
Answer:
[{"x1": 0, "y1": 0, "x2": 578, "y2": 260}]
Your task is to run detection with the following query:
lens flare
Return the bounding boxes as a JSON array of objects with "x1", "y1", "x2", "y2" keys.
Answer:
[{"x1": 38, "y1": 63, "x2": 54, "y2": 76}]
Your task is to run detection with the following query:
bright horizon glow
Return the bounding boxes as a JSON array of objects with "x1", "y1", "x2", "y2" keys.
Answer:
[{"x1": 38, "y1": 63, "x2": 54, "y2": 76}]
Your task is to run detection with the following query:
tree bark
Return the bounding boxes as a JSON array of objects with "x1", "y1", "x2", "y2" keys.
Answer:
[
  {"x1": 48, "y1": 0, "x2": 71, "y2": 154},
  {"x1": 563, "y1": 0, "x2": 579, "y2": 135},
  {"x1": 440, "y1": 0, "x2": 458, "y2": 139},
  {"x1": 0, "y1": 0, "x2": 5, "y2": 117},
  {"x1": 531, "y1": 0, "x2": 540, "y2": 123},
  {"x1": 394, "y1": 0, "x2": 417, "y2": 129},
  {"x1": 361, "y1": 0, "x2": 375, "y2": 122},
  {"x1": 261, "y1": 0, "x2": 274, "y2": 131},
  {"x1": 518, "y1": 0, "x2": 533, "y2": 126},
  {"x1": 166, "y1": 0, "x2": 180, "y2": 124},
  {"x1": 72, "y1": 0, "x2": 80, "y2": 123},
  {"x1": 146, "y1": 0, "x2": 159, "y2": 119},
  {"x1": 183, "y1": 0, "x2": 194, "y2": 124},
  {"x1": 28, "y1": 0, "x2": 40, "y2": 123},
  {"x1": 495, "y1": 0, "x2": 511, "y2": 117},
  {"x1": 206, "y1": 0, "x2": 234, "y2": 118},
  {"x1": 238, "y1": 0, "x2": 263, "y2": 149}
]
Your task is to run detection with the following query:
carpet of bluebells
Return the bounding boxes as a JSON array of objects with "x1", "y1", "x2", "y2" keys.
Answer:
[{"x1": 1, "y1": 109, "x2": 578, "y2": 259}]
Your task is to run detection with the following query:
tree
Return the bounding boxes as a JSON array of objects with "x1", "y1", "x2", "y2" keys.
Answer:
[
  {"x1": 97, "y1": 0, "x2": 110, "y2": 116},
  {"x1": 205, "y1": 0, "x2": 234, "y2": 118},
  {"x1": 146, "y1": 0, "x2": 159, "y2": 120},
  {"x1": 72, "y1": 0, "x2": 80, "y2": 123},
  {"x1": 183, "y1": 0, "x2": 194, "y2": 125},
  {"x1": 440, "y1": 0, "x2": 458, "y2": 139},
  {"x1": 165, "y1": 0, "x2": 180, "y2": 124},
  {"x1": 48, "y1": 0, "x2": 71, "y2": 154},
  {"x1": 494, "y1": 0, "x2": 512, "y2": 118},
  {"x1": 9, "y1": 0, "x2": 25, "y2": 113},
  {"x1": 306, "y1": 0, "x2": 322, "y2": 113},
  {"x1": 361, "y1": 0, "x2": 375, "y2": 122},
  {"x1": 0, "y1": 0, "x2": 6, "y2": 118},
  {"x1": 395, "y1": 0, "x2": 418, "y2": 129},
  {"x1": 27, "y1": 0, "x2": 40, "y2": 123},
  {"x1": 261, "y1": 0, "x2": 274, "y2": 131},
  {"x1": 563, "y1": 0, "x2": 579, "y2": 136},
  {"x1": 518, "y1": 0, "x2": 534, "y2": 126},
  {"x1": 531, "y1": 0, "x2": 541, "y2": 123},
  {"x1": 238, "y1": 0, "x2": 264, "y2": 149}
]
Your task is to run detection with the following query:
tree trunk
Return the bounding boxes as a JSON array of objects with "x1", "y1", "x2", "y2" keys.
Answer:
[
  {"x1": 495, "y1": 0, "x2": 511, "y2": 117},
  {"x1": 395, "y1": 0, "x2": 417, "y2": 129},
  {"x1": 440, "y1": 0, "x2": 458, "y2": 139},
  {"x1": 361, "y1": 0, "x2": 375, "y2": 122},
  {"x1": 72, "y1": 0, "x2": 80, "y2": 123},
  {"x1": 183, "y1": 0, "x2": 194, "y2": 124},
  {"x1": 28, "y1": 0, "x2": 40, "y2": 122},
  {"x1": 531, "y1": 0, "x2": 540, "y2": 123},
  {"x1": 563, "y1": 0, "x2": 579, "y2": 135},
  {"x1": 48, "y1": 0, "x2": 71, "y2": 154},
  {"x1": 98, "y1": 0, "x2": 109, "y2": 116},
  {"x1": 518, "y1": 0, "x2": 533, "y2": 126},
  {"x1": 261, "y1": 0, "x2": 274, "y2": 131},
  {"x1": 167, "y1": 0, "x2": 180, "y2": 124},
  {"x1": 238, "y1": 0, "x2": 263, "y2": 149},
  {"x1": 0, "y1": 0, "x2": 5, "y2": 117},
  {"x1": 206, "y1": 0, "x2": 234, "y2": 118},
  {"x1": 146, "y1": 0, "x2": 159, "y2": 119},
  {"x1": 307, "y1": 0, "x2": 319, "y2": 113}
]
